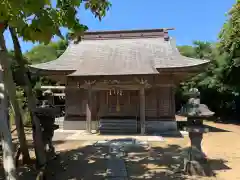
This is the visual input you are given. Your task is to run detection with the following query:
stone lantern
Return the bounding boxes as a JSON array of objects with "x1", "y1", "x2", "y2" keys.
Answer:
[
  {"x1": 34, "y1": 99, "x2": 60, "y2": 161},
  {"x1": 42, "y1": 89, "x2": 54, "y2": 105},
  {"x1": 178, "y1": 88, "x2": 214, "y2": 176}
]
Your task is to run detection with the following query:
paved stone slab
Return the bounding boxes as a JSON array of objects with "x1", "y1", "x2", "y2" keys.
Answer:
[
  {"x1": 53, "y1": 132, "x2": 75, "y2": 141},
  {"x1": 95, "y1": 138, "x2": 149, "y2": 147},
  {"x1": 106, "y1": 177, "x2": 128, "y2": 180},
  {"x1": 106, "y1": 158, "x2": 127, "y2": 178},
  {"x1": 55, "y1": 130, "x2": 168, "y2": 141}
]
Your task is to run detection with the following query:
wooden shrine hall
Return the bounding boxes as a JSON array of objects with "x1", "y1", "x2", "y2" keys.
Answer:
[{"x1": 30, "y1": 28, "x2": 209, "y2": 134}]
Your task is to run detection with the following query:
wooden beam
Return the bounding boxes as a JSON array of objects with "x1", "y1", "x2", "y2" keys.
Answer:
[
  {"x1": 40, "y1": 85, "x2": 66, "y2": 90},
  {"x1": 80, "y1": 83, "x2": 151, "y2": 90},
  {"x1": 53, "y1": 93, "x2": 65, "y2": 97},
  {"x1": 155, "y1": 84, "x2": 176, "y2": 88}
]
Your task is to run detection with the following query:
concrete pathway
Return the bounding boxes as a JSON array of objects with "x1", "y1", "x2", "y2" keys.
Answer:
[
  {"x1": 106, "y1": 158, "x2": 128, "y2": 180},
  {"x1": 104, "y1": 138, "x2": 147, "y2": 180},
  {"x1": 53, "y1": 129, "x2": 188, "y2": 142},
  {"x1": 94, "y1": 138, "x2": 152, "y2": 180}
]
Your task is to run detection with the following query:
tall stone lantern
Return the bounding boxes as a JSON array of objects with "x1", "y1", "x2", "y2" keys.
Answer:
[
  {"x1": 35, "y1": 96, "x2": 60, "y2": 162},
  {"x1": 179, "y1": 88, "x2": 215, "y2": 176}
]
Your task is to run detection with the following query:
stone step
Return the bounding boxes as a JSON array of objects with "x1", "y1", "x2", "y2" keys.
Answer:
[
  {"x1": 99, "y1": 119, "x2": 137, "y2": 134},
  {"x1": 99, "y1": 129, "x2": 137, "y2": 134},
  {"x1": 100, "y1": 123, "x2": 136, "y2": 126},
  {"x1": 100, "y1": 119, "x2": 137, "y2": 123},
  {"x1": 99, "y1": 127, "x2": 137, "y2": 131},
  {"x1": 99, "y1": 126, "x2": 137, "y2": 130},
  {"x1": 105, "y1": 177, "x2": 128, "y2": 180}
]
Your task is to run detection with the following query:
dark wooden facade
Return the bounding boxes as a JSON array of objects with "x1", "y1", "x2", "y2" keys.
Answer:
[
  {"x1": 65, "y1": 78, "x2": 176, "y2": 122},
  {"x1": 63, "y1": 74, "x2": 183, "y2": 133}
]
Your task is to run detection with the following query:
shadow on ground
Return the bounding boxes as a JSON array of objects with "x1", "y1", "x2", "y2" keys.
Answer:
[
  {"x1": 205, "y1": 116, "x2": 240, "y2": 126},
  {"x1": 124, "y1": 144, "x2": 231, "y2": 180},
  {"x1": 177, "y1": 121, "x2": 230, "y2": 133},
  {"x1": 0, "y1": 142, "x2": 108, "y2": 180},
  {"x1": 99, "y1": 130, "x2": 184, "y2": 138},
  {"x1": 0, "y1": 139, "x2": 67, "y2": 180},
  {"x1": 44, "y1": 144, "x2": 109, "y2": 180},
  {"x1": 0, "y1": 139, "x2": 231, "y2": 180},
  {"x1": 0, "y1": 142, "x2": 38, "y2": 180}
]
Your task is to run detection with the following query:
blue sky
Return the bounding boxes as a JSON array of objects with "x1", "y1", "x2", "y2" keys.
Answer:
[{"x1": 4, "y1": 0, "x2": 235, "y2": 52}]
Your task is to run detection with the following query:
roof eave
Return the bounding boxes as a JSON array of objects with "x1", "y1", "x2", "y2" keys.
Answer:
[
  {"x1": 29, "y1": 66, "x2": 74, "y2": 76},
  {"x1": 67, "y1": 72, "x2": 159, "y2": 77},
  {"x1": 156, "y1": 61, "x2": 210, "y2": 73}
]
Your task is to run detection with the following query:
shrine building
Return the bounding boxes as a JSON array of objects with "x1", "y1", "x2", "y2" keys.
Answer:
[{"x1": 30, "y1": 28, "x2": 209, "y2": 134}]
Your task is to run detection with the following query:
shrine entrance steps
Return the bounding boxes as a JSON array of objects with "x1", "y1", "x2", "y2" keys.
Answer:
[{"x1": 99, "y1": 118, "x2": 137, "y2": 134}]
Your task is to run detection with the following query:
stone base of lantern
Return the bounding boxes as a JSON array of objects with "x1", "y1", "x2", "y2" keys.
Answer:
[
  {"x1": 183, "y1": 158, "x2": 213, "y2": 176},
  {"x1": 175, "y1": 127, "x2": 215, "y2": 176},
  {"x1": 174, "y1": 146, "x2": 214, "y2": 176}
]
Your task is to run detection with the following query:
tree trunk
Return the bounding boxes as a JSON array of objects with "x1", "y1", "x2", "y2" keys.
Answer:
[
  {"x1": 0, "y1": 60, "x2": 18, "y2": 180},
  {"x1": 9, "y1": 27, "x2": 46, "y2": 167},
  {"x1": 0, "y1": 33, "x2": 30, "y2": 163}
]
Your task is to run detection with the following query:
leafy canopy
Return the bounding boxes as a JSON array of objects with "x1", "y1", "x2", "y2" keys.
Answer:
[
  {"x1": 218, "y1": 0, "x2": 240, "y2": 90},
  {"x1": 25, "y1": 40, "x2": 68, "y2": 64},
  {"x1": 0, "y1": 0, "x2": 111, "y2": 43},
  {"x1": 219, "y1": 0, "x2": 240, "y2": 57}
]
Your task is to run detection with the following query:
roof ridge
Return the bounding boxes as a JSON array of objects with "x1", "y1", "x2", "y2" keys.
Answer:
[
  {"x1": 82, "y1": 28, "x2": 174, "y2": 40},
  {"x1": 84, "y1": 28, "x2": 175, "y2": 34}
]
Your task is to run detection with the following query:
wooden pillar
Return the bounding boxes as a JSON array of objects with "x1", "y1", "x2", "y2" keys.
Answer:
[
  {"x1": 171, "y1": 86, "x2": 176, "y2": 117},
  {"x1": 139, "y1": 86, "x2": 146, "y2": 134},
  {"x1": 86, "y1": 87, "x2": 92, "y2": 133}
]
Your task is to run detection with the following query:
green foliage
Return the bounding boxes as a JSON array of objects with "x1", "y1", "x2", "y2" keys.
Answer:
[
  {"x1": 217, "y1": 0, "x2": 240, "y2": 91},
  {"x1": 9, "y1": 87, "x2": 31, "y2": 126},
  {"x1": 25, "y1": 40, "x2": 68, "y2": 64},
  {"x1": 178, "y1": 1, "x2": 240, "y2": 119},
  {"x1": 1, "y1": 0, "x2": 111, "y2": 128},
  {"x1": 178, "y1": 45, "x2": 196, "y2": 58},
  {"x1": 219, "y1": 0, "x2": 240, "y2": 55},
  {"x1": 24, "y1": 40, "x2": 67, "y2": 95},
  {"x1": 0, "y1": 0, "x2": 111, "y2": 44},
  {"x1": 178, "y1": 40, "x2": 239, "y2": 117},
  {"x1": 25, "y1": 45, "x2": 59, "y2": 64}
]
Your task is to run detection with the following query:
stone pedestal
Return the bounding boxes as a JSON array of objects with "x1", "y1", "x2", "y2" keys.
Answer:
[
  {"x1": 184, "y1": 127, "x2": 208, "y2": 160},
  {"x1": 183, "y1": 126, "x2": 211, "y2": 176}
]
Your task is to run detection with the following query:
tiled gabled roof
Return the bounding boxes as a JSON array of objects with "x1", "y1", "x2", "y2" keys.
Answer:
[{"x1": 30, "y1": 28, "x2": 209, "y2": 76}]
